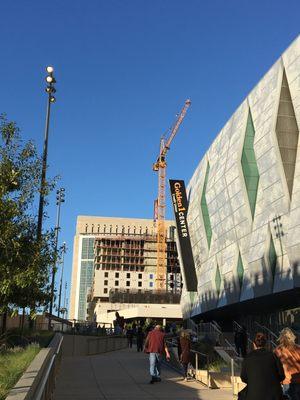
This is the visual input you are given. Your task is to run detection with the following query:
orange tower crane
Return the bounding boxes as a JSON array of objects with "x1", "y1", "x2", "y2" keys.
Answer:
[{"x1": 153, "y1": 99, "x2": 191, "y2": 290}]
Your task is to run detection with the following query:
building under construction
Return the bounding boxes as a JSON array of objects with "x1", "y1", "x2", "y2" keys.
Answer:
[{"x1": 69, "y1": 216, "x2": 182, "y2": 322}]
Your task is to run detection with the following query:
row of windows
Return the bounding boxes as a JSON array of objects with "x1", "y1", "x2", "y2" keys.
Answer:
[
  {"x1": 103, "y1": 281, "x2": 154, "y2": 293},
  {"x1": 104, "y1": 272, "x2": 144, "y2": 279},
  {"x1": 104, "y1": 280, "x2": 144, "y2": 287},
  {"x1": 98, "y1": 265, "x2": 146, "y2": 271}
]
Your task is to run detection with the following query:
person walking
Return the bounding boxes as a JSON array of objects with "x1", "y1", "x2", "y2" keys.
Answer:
[
  {"x1": 240, "y1": 332, "x2": 285, "y2": 400},
  {"x1": 136, "y1": 326, "x2": 145, "y2": 352},
  {"x1": 275, "y1": 328, "x2": 300, "y2": 400},
  {"x1": 126, "y1": 327, "x2": 134, "y2": 348},
  {"x1": 179, "y1": 330, "x2": 191, "y2": 381},
  {"x1": 144, "y1": 325, "x2": 170, "y2": 384}
]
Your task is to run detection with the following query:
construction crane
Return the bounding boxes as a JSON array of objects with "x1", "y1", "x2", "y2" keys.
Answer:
[{"x1": 153, "y1": 99, "x2": 191, "y2": 290}]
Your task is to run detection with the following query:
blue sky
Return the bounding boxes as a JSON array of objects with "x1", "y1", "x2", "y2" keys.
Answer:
[{"x1": 1, "y1": 0, "x2": 299, "y2": 308}]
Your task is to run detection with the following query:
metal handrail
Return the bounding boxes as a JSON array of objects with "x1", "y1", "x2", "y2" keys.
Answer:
[
  {"x1": 254, "y1": 321, "x2": 278, "y2": 339},
  {"x1": 190, "y1": 349, "x2": 210, "y2": 388},
  {"x1": 230, "y1": 355, "x2": 244, "y2": 396},
  {"x1": 254, "y1": 322, "x2": 278, "y2": 348},
  {"x1": 35, "y1": 335, "x2": 64, "y2": 400},
  {"x1": 233, "y1": 320, "x2": 242, "y2": 331},
  {"x1": 233, "y1": 321, "x2": 253, "y2": 347},
  {"x1": 224, "y1": 338, "x2": 238, "y2": 355},
  {"x1": 212, "y1": 320, "x2": 222, "y2": 334},
  {"x1": 165, "y1": 337, "x2": 211, "y2": 388}
]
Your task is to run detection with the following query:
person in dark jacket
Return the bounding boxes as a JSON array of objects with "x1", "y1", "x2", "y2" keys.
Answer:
[
  {"x1": 179, "y1": 330, "x2": 191, "y2": 381},
  {"x1": 126, "y1": 328, "x2": 134, "y2": 348},
  {"x1": 240, "y1": 332, "x2": 285, "y2": 400},
  {"x1": 235, "y1": 326, "x2": 248, "y2": 358},
  {"x1": 136, "y1": 326, "x2": 145, "y2": 352}
]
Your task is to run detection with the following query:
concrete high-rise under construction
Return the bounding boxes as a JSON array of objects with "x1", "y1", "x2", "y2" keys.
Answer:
[{"x1": 69, "y1": 216, "x2": 182, "y2": 322}]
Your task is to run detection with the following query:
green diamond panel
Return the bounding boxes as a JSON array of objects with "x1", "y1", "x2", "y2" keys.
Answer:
[
  {"x1": 237, "y1": 252, "x2": 244, "y2": 290},
  {"x1": 201, "y1": 163, "x2": 212, "y2": 248},
  {"x1": 269, "y1": 235, "x2": 277, "y2": 279},
  {"x1": 275, "y1": 70, "x2": 299, "y2": 198},
  {"x1": 241, "y1": 111, "x2": 260, "y2": 219}
]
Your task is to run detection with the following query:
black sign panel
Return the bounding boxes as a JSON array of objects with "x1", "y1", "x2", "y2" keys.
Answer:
[{"x1": 169, "y1": 179, "x2": 198, "y2": 292}]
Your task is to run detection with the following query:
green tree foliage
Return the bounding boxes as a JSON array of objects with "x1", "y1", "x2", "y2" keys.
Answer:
[{"x1": 0, "y1": 114, "x2": 56, "y2": 317}]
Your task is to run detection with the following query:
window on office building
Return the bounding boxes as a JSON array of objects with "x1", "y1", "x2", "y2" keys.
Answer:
[
  {"x1": 149, "y1": 282, "x2": 153, "y2": 288},
  {"x1": 126, "y1": 281, "x2": 130, "y2": 287},
  {"x1": 115, "y1": 281, "x2": 119, "y2": 286},
  {"x1": 104, "y1": 288, "x2": 108, "y2": 294},
  {"x1": 138, "y1": 281, "x2": 142, "y2": 287},
  {"x1": 81, "y1": 238, "x2": 95, "y2": 259},
  {"x1": 138, "y1": 273, "x2": 142, "y2": 279},
  {"x1": 115, "y1": 272, "x2": 119, "y2": 278},
  {"x1": 104, "y1": 272, "x2": 108, "y2": 278},
  {"x1": 149, "y1": 274, "x2": 153, "y2": 279},
  {"x1": 104, "y1": 280, "x2": 108, "y2": 286},
  {"x1": 126, "y1": 273, "x2": 130, "y2": 279}
]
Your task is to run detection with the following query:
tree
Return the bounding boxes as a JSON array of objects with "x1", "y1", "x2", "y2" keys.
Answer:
[{"x1": 0, "y1": 114, "x2": 57, "y2": 331}]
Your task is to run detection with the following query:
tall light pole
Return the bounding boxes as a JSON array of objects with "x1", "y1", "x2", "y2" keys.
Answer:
[
  {"x1": 62, "y1": 282, "x2": 68, "y2": 319},
  {"x1": 37, "y1": 66, "x2": 57, "y2": 240},
  {"x1": 58, "y1": 241, "x2": 67, "y2": 318},
  {"x1": 48, "y1": 188, "x2": 65, "y2": 329}
]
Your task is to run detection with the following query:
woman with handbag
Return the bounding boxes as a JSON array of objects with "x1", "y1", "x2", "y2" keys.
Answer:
[{"x1": 239, "y1": 332, "x2": 285, "y2": 400}]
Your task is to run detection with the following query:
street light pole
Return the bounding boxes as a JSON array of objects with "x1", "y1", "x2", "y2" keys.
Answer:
[
  {"x1": 63, "y1": 282, "x2": 68, "y2": 318},
  {"x1": 37, "y1": 66, "x2": 57, "y2": 240},
  {"x1": 48, "y1": 188, "x2": 65, "y2": 330},
  {"x1": 58, "y1": 241, "x2": 67, "y2": 318}
]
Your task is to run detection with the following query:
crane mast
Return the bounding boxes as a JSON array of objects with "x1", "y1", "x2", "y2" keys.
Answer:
[{"x1": 153, "y1": 99, "x2": 191, "y2": 290}]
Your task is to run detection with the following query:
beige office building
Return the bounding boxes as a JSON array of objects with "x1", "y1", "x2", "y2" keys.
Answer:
[{"x1": 69, "y1": 216, "x2": 181, "y2": 321}]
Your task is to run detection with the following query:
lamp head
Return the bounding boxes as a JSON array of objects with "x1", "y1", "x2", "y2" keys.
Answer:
[{"x1": 46, "y1": 66, "x2": 54, "y2": 74}]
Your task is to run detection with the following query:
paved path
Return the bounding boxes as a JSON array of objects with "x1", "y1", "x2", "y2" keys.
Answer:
[{"x1": 54, "y1": 348, "x2": 234, "y2": 400}]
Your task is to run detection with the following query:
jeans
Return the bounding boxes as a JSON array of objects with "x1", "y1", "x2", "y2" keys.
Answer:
[
  {"x1": 283, "y1": 383, "x2": 300, "y2": 400},
  {"x1": 149, "y1": 353, "x2": 161, "y2": 378},
  {"x1": 182, "y1": 363, "x2": 188, "y2": 378}
]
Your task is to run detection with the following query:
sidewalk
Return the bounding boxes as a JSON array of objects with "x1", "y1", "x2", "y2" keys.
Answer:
[{"x1": 54, "y1": 347, "x2": 234, "y2": 400}]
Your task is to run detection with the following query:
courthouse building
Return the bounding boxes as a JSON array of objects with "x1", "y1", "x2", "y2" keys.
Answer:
[{"x1": 181, "y1": 35, "x2": 300, "y2": 328}]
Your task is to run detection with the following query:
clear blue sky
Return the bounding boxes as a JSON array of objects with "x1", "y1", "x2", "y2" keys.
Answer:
[{"x1": 1, "y1": 0, "x2": 299, "y2": 308}]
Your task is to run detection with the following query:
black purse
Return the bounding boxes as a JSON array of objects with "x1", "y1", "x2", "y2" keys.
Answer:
[{"x1": 238, "y1": 386, "x2": 247, "y2": 400}]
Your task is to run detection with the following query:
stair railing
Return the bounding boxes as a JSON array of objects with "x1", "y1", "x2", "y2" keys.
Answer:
[
  {"x1": 254, "y1": 322, "x2": 278, "y2": 348},
  {"x1": 233, "y1": 320, "x2": 253, "y2": 348},
  {"x1": 224, "y1": 338, "x2": 238, "y2": 356},
  {"x1": 191, "y1": 349, "x2": 211, "y2": 388}
]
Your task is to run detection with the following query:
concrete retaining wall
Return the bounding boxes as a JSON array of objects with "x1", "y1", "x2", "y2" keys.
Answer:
[
  {"x1": 6, "y1": 333, "x2": 62, "y2": 400},
  {"x1": 62, "y1": 334, "x2": 127, "y2": 357}
]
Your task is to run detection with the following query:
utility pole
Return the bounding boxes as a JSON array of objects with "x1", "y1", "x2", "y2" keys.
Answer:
[{"x1": 48, "y1": 188, "x2": 65, "y2": 330}]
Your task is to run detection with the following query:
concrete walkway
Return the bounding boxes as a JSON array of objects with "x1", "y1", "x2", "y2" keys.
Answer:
[{"x1": 54, "y1": 348, "x2": 234, "y2": 400}]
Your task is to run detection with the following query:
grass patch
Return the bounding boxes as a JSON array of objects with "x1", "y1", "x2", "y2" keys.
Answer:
[
  {"x1": 208, "y1": 358, "x2": 229, "y2": 372},
  {"x1": 0, "y1": 344, "x2": 40, "y2": 400}
]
